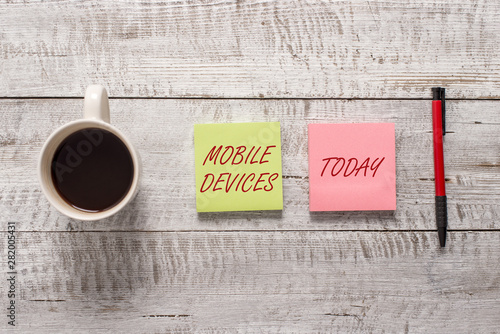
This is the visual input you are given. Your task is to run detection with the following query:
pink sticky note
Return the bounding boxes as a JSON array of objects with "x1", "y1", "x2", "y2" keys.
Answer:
[{"x1": 308, "y1": 123, "x2": 396, "y2": 211}]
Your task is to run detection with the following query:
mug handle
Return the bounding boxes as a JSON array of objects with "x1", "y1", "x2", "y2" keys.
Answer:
[{"x1": 83, "y1": 85, "x2": 110, "y2": 123}]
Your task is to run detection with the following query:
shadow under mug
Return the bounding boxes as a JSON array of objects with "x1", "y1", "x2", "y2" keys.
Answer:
[{"x1": 38, "y1": 85, "x2": 141, "y2": 221}]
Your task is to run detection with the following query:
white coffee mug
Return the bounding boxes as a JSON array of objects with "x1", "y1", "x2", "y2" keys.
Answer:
[{"x1": 38, "y1": 85, "x2": 141, "y2": 220}]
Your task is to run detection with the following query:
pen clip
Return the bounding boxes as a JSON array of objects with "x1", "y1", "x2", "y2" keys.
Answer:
[{"x1": 440, "y1": 88, "x2": 446, "y2": 136}]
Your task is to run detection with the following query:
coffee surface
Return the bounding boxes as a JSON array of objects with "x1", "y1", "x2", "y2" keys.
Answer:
[{"x1": 51, "y1": 128, "x2": 134, "y2": 212}]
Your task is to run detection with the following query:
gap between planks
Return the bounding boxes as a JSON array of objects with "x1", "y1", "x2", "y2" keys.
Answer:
[
  {"x1": 8, "y1": 230, "x2": 500, "y2": 233},
  {"x1": 0, "y1": 96, "x2": 500, "y2": 101}
]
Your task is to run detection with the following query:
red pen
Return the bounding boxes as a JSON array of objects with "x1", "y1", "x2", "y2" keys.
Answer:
[{"x1": 432, "y1": 87, "x2": 447, "y2": 247}]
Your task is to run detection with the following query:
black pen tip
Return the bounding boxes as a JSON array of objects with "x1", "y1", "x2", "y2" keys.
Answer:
[
  {"x1": 432, "y1": 87, "x2": 443, "y2": 100},
  {"x1": 432, "y1": 87, "x2": 440, "y2": 100},
  {"x1": 438, "y1": 227, "x2": 447, "y2": 247}
]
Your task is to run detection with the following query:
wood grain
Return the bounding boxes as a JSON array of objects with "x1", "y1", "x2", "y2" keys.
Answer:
[
  {"x1": 2, "y1": 1, "x2": 500, "y2": 332},
  {"x1": 2, "y1": 231, "x2": 499, "y2": 333},
  {"x1": 1, "y1": 98, "x2": 498, "y2": 232},
  {"x1": 1, "y1": 0, "x2": 499, "y2": 98}
]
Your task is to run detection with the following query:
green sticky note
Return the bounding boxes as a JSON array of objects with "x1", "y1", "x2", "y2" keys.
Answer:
[{"x1": 194, "y1": 122, "x2": 283, "y2": 212}]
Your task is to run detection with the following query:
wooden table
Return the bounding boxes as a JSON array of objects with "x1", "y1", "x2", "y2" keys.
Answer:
[{"x1": 1, "y1": 1, "x2": 499, "y2": 332}]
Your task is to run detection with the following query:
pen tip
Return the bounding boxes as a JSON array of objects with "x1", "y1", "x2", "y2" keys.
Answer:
[
  {"x1": 439, "y1": 228, "x2": 446, "y2": 247},
  {"x1": 432, "y1": 88, "x2": 441, "y2": 100}
]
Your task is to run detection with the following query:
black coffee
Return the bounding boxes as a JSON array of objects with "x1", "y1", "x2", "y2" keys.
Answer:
[{"x1": 51, "y1": 128, "x2": 134, "y2": 212}]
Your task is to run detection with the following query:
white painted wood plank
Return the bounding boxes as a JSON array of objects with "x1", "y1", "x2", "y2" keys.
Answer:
[
  {"x1": 2, "y1": 231, "x2": 499, "y2": 333},
  {"x1": 1, "y1": 99, "x2": 498, "y2": 231},
  {"x1": 1, "y1": 0, "x2": 499, "y2": 98}
]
